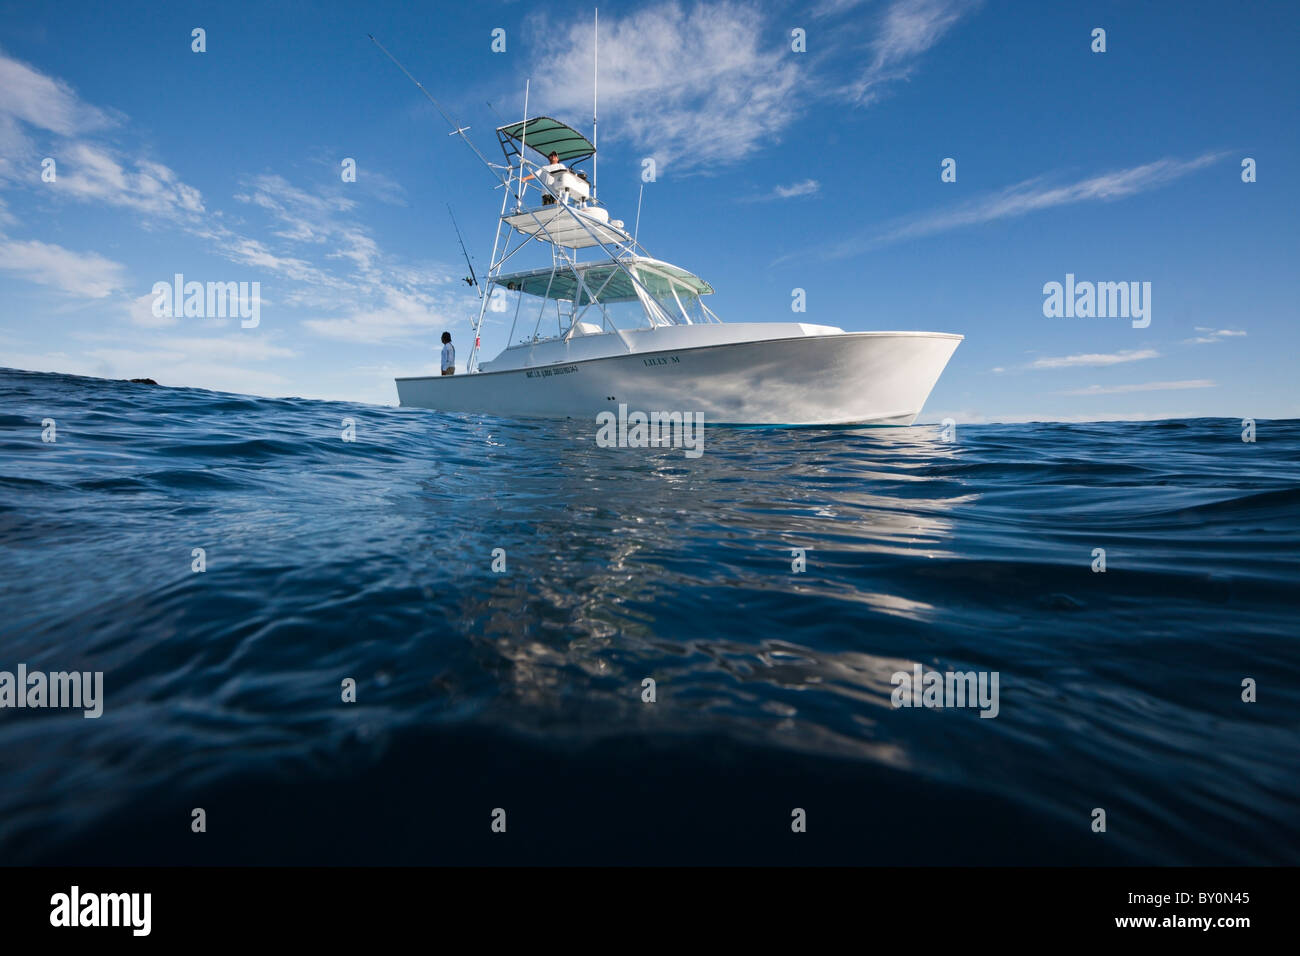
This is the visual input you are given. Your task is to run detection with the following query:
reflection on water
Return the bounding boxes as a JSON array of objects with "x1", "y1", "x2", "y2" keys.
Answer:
[{"x1": 1, "y1": 369, "x2": 1297, "y2": 863}]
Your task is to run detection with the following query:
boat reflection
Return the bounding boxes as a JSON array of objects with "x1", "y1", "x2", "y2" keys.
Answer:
[{"x1": 443, "y1": 421, "x2": 968, "y2": 769}]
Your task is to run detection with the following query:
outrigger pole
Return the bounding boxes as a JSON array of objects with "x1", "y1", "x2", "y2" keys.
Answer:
[
  {"x1": 367, "y1": 34, "x2": 503, "y2": 185},
  {"x1": 592, "y1": 8, "x2": 598, "y2": 199}
]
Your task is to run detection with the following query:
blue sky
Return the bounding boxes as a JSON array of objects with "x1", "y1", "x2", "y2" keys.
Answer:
[{"x1": 1, "y1": 0, "x2": 1296, "y2": 420}]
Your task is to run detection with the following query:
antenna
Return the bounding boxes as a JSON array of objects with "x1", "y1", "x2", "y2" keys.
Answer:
[
  {"x1": 634, "y1": 184, "x2": 644, "y2": 245},
  {"x1": 517, "y1": 79, "x2": 530, "y2": 207},
  {"x1": 592, "y1": 8, "x2": 598, "y2": 199},
  {"x1": 447, "y1": 204, "x2": 480, "y2": 297}
]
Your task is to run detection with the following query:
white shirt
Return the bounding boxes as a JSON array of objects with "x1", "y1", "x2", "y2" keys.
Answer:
[{"x1": 441, "y1": 341, "x2": 455, "y2": 371}]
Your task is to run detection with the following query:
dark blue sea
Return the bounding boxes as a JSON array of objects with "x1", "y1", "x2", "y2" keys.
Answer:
[{"x1": 1, "y1": 366, "x2": 1296, "y2": 865}]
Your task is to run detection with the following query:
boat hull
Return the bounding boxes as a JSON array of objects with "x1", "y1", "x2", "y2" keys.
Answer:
[{"x1": 395, "y1": 331, "x2": 961, "y2": 426}]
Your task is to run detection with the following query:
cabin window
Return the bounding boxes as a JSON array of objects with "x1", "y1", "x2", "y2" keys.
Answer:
[
  {"x1": 589, "y1": 297, "x2": 646, "y2": 332},
  {"x1": 634, "y1": 268, "x2": 703, "y2": 326}
]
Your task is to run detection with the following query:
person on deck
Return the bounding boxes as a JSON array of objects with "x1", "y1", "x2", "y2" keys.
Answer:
[
  {"x1": 440, "y1": 332, "x2": 455, "y2": 376},
  {"x1": 525, "y1": 152, "x2": 564, "y2": 204}
]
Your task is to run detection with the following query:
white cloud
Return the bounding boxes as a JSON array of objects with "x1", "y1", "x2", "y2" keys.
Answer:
[
  {"x1": 1061, "y1": 379, "x2": 1217, "y2": 396},
  {"x1": 1026, "y1": 349, "x2": 1159, "y2": 369},
  {"x1": 809, "y1": 151, "x2": 1229, "y2": 260},
  {"x1": 217, "y1": 235, "x2": 333, "y2": 285},
  {"x1": 301, "y1": 286, "x2": 467, "y2": 345},
  {"x1": 846, "y1": 0, "x2": 980, "y2": 105},
  {"x1": 56, "y1": 143, "x2": 205, "y2": 217},
  {"x1": 530, "y1": 1, "x2": 801, "y2": 170},
  {"x1": 0, "y1": 51, "x2": 472, "y2": 388},
  {"x1": 146, "y1": 336, "x2": 297, "y2": 362},
  {"x1": 219, "y1": 175, "x2": 471, "y2": 345},
  {"x1": 812, "y1": 0, "x2": 873, "y2": 17},
  {"x1": 885, "y1": 152, "x2": 1227, "y2": 244},
  {"x1": 0, "y1": 52, "x2": 115, "y2": 181},
  {"x1": 227, "y1": 175, "x2": 392, "y2": 280},
  {"x1": 236, "y1": 174, "x2": 355, "y2": 240},
  {"x1": 355, "y1": 168, "x2": 408, "y2": 207},
  {"x1": 0, "y1": 54, "x2": 113, "y2": 137},
  {"x1": 1184, "y1": 328, "x2": 1246, "y2": 344},
  {"x1": 0, "y1": 238, "x2": 126, "y2": 298},
  {"x1": 127, "y1": 291, "x2": 178, "y2": 328},
  {"x1": 739, "y1": 178, "x2": 820, "y2": 202},
  {"x1": 0, "y1": 53, "x2": 205, "y2": 221},
  {"x1": 526, "y1": 0, "x2": 978, "y2": 172},
  {"x1": 775, "y1": 179, "x2": 820, "y2": 199}
]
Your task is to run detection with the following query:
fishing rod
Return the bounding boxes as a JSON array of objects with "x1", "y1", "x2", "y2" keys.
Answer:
[
  {"x1": 451, "y1": 203, "x2": 488, "y2": 372},
  {"x1": 447, "y1": 204, "x2": 480, "y2": 297}
]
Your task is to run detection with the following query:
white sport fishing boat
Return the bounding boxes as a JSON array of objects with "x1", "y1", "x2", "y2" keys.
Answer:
[{"x1": 374, "y1": 38, "x2": 961, "y2": 426}]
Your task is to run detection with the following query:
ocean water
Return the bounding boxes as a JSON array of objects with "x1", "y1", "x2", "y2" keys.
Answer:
[{"x1": 0, "y1": 366, "x2": 1296, "y2": 865}]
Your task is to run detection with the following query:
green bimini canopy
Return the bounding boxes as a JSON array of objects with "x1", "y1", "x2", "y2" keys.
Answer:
[
  {"x1": 497, "y1": 116, "x2": 596, "y2": 163},
  {"x1": 497, "y1": 258, "x2": 714, "y2": 305}
]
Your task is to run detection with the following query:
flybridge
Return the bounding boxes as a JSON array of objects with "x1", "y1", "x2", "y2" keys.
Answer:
[{"x1": 498, "y1": 116, "x2": 596, "y2": 164}]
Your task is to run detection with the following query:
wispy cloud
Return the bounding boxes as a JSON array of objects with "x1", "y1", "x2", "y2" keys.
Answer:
[
  {"x1": 0, "y1": 53, "x2": 113, "y2": 136},
  {"x1": 0, "y1": 52, "x2": 203, "y2": 223},
  {"x1": 0, "y1": 238, "x2": 126, "y2": 298},
  {"x1": 1026, "y1": 349, "x2": 1160, "y2": 369},
  {"x1": 232, "y1": 174, "x2": 377, "y2": 274},
  {"x1": 0, "y1": 51, "x2": 114, "y2": 180},
  {"x1": 1062, "y1": 379, "x2": 1217, "y2": 396},
  {"x1": 56, "y1": 143, "x2": 205, "y2": 217},
  {"x1": 301, "y1": 286, "x2": 463, "y2": 344},
  {"x1": 1184, "y1": 327, "x2": 1246, "y2": 344},
  {"x1": 808, "y1": 151, "x2": 1229, "y2": 260},
  {"x1": 811, "y1": 0, "x2": 873, "y2": 17},
  {"x1": 1, "y1": 51, "x2": 472, "y2": 356},
  {"x1": 882, "y1": 152, "x2": 1227, "y2": 244},
  {"x1": 526, "y1": 0, "x2": 979, "y2": 173},
  {"x1": 774, "y1": 179, "x2": 820, "y2": 199},
  {"x1": 739, "y1": 178, "x2": 820, "y2": 202},
  {"x1": 845, "y1": 0, "x2": 981, "y2": 105},
  {"x1": 127, "y1": 291, "x2": 176, "y2": 328},
  {"x1": 224, "y1": 174, "x2": 469, "y2": 345}
]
